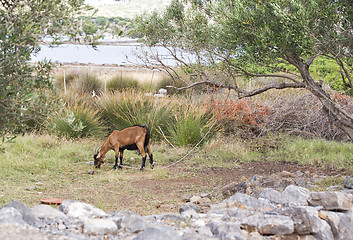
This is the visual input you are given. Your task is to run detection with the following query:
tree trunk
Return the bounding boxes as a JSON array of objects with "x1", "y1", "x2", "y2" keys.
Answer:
[{"x1": 296, "y1": 58, "x2": 353, "y2": 141}]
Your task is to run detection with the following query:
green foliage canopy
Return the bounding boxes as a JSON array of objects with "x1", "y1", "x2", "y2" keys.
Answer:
[
  {"x1": 0, "y1": 0, "x2": 93, "y2": 138},
  {"x1": 133, "y1": 0, "x2": 353, "y2": 140}
]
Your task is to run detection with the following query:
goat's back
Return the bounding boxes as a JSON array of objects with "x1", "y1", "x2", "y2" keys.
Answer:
[{"x1": 109, "y1": 125, "x2": 149, "y2": 148}]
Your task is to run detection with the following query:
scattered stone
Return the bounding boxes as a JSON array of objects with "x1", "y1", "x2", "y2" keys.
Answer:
[
  {"x1": 179, "y1": 202, "x2": 201, "y2": 214},
  {"x1": 59, "y1": 200, "x2": 107, "y2": 220},
  {"x1": 220, "y1": 182, "x2": 237, "y2": 197},
  {"x1": 181, "y1": 208, "x2": 199, "y2": 219},
  {"x1": 259, "y1": 188, "x2": 287, "y2": 205},
  {"x1": 200, "y1": 193, "x2": 210, "y2": 198},
  {"x1": 134, "y1": 226, "x2": 182, "y2": 240},
  {"x1": 87, "y1": 170, "x2": 94, "y2": 175},
  {"x1": 224, "y1": 193, "x2": 275, "y2": 210},
  {"x1": 119, "y1": 212, "x2": 149, "y2": 233},
  {"x1": 279, "y1": 170, "x2": 296, "y2": 178},
  {"x1": 181, "y1": 194, "x2": 192, "y2": 202},
  {"x1": 2, "y1": 200, "x2": 38, "y2": 225},
  {"x1": 0, "y1": 207, "x2": 26, "y2": 224},
  {"x1": 1, "y1": 171, "x2": 353, "y2": 239},
  {"x1": 84, "y1": 218, "x2": 118, "y2": 235},
  {"x1": 190, "y1": 195, "x2": 202, "y2": 204},
  {"x1": 344, "y1": 176, "x2": 353, "y2": 189},
  {"x1": 326, "y1": 185, "x2": 343, "y2": 191},
  {"x1": 273, "y1": 207, "x2": 313, "y2": 234}
]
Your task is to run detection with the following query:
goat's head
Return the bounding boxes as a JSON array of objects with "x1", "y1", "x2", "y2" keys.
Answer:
[{"x1": 93, "y1": 147, "x2": 104, "y2": 168}]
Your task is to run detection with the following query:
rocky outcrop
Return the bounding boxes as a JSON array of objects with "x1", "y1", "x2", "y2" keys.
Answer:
[{"x1": 1, "y1": 178, "x2": 353, "y2": 239}]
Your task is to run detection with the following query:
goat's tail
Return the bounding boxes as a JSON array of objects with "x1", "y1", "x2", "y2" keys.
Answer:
[{"x1": 143, "y1": 124, "x2": 150, "y2": 148}]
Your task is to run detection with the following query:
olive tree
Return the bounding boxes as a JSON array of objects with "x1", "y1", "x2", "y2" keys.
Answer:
[
  {"x1": 0, "y1": 0, "x2": 94, "y2": 138},
  {"x1": 133, "y1": 0, "x2": 353, "y2": 140}
]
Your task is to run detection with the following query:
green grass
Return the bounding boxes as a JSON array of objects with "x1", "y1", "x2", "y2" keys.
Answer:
[
  {"x1": 1, "y1": 133, "x2": 353, "y2": 214},
  {"x1": 267, "y1": 135, "x2": 353, "y2": 170}
]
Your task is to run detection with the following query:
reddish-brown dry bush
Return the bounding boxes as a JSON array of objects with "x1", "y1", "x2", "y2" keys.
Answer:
[
  {"x1": 205, "y1": 90, "x2": 353, "y2": 141},
  {"x1": 206, "y1": 97, "x2": 270, "y2": 137}
]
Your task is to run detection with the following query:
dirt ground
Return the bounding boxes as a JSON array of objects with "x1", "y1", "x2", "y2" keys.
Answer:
[{"x1": 104, "y1": 160, "x2": 351, "y2": 215}]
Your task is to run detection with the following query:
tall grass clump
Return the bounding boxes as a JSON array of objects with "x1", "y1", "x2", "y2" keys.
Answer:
[
  {"x1": 167, "y1": 104, "x2": 215, "y2": 147},
  {"x1": 97, "y1": 90, "x2": 173, "y2": 140},
  {"x1": 54, "y1": 71, "x2": 103, "y2": 95},
  {"x1": 50, "y1": 102, "x2": 104, "y2": 139},
  {"x1": 71, "y1": 73, "x2": 103, "y2": 95},
  {"x1": 53, "y1": 71, "x2": 80, "y2": 91},
  {"x1": 154, "y1": 76, "x2": 186, "y2": 94},
  {"x1": 107, "y1": 75, "x2": 140, "y2": 92}
]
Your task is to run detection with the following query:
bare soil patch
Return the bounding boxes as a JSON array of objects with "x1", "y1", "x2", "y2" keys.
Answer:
[{"x1": 103, "y1": 161, "x2": 351, "y2": 215}]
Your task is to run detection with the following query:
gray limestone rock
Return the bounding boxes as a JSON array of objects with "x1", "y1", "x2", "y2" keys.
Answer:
[
  {"x1": 344, "y1": 176, "x2": 353, "y2": 189},
  {"x1": 282, "y1": 185, "x2": 310, "y2": 206},
  {"x1": 301, "y1": 206, "x2": 334, "y2": 240},
  {"x1": 59, "y1": 200, "x2": 107, "y2": 220},
  {"x1": 308, "y1": 192, "x2": 353, "y2": 211},
  {"x1": 223, "y1": 193, "x2": 275, "y2": 210},
  {"x1": 32, "y1": 204, "x2": 68, "y2": 220},
  {"x1": 0, "y1": 207, "x2": 26, "y2": 224},
  {"x1": 2, "y1": 200, "x2": 37, "y2": 225},
  {"x1": 322, "y1": 210, "x2": 353, "y2": 240},
  {"x1": 83, "y1": 218, "x2": 118, "y2": 235},
  {"x1": 119, "y1": 212, "x2": 150, "y2": 233},
  {"x1": 241, "y1": 214, "x2": 294, "y2": 235},
  {"x1": 134, "y1": 226, "x2": 182, "y2": 240}
]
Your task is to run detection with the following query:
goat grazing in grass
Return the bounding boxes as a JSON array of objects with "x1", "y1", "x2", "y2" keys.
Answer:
[{"x1": 94, "y1": 125, "x2": 153, "y2": 170}]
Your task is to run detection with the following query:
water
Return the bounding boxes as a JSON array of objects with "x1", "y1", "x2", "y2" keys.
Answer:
[{"x1": 30, "y1": 44, "x2": 188, "y2": 66}]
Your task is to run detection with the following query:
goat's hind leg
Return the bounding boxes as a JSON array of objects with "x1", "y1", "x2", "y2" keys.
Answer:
[
  {"x1": 137, "y1": 143, "x2": 147, "y2": 171},
  {"x1": 147, "y1": 145, "x2": 154, "y2": 169}
]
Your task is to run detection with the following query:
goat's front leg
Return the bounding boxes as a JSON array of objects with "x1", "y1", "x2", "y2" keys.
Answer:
[{"x1": 113, "y1": 148, "x2": 123, "y2": 169}]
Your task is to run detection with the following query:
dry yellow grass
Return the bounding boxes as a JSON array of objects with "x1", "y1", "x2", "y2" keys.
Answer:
[{"x1": 52, "y1": 64, "x2": 169, "y2": 86}]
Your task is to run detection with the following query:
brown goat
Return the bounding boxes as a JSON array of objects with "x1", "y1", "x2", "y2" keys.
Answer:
[{"x1": 93, "y1": 125, "x2": 153, "y2": 170}]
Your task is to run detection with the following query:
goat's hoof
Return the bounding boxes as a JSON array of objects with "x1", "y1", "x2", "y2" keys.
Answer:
[
  {"x1": 118, "y1": 165, "x2": 122, "y2": 169},
  {"x1": 151, "y1": 164, "x2": 154, "y2": 169},
  {"x1": 140, "y1": 168, "x2": 144, "y2": 171}
]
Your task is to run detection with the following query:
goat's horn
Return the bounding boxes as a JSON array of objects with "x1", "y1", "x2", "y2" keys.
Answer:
[{"x1": 94, "y1": 146, "x2": 101, "y2": 154}]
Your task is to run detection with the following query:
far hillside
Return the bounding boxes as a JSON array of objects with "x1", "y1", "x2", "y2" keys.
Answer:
[{"x1": 85, "y1": 0, "x2": 172, "y2": 18}]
